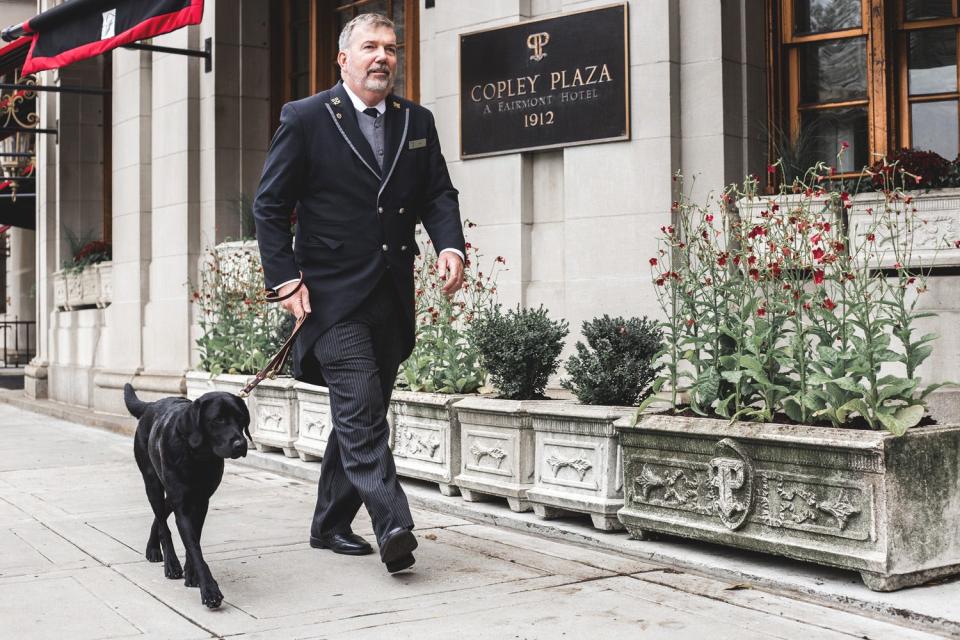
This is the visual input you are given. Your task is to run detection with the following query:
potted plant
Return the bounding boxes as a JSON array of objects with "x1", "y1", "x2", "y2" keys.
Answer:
[
  {"x1": 388, "y1": 228, "x2": 503, "y2": 495},
  {"x1": 60, "y1": 229, "x2": 112, "y2": 310},
  {"x1": 618, "y1": 160, "x2": 959, "y2": 591},
  {"x1": 189, "y1": 241, "x2": 295, "y2": 454},
  {"x1": 453, "y1": 304, "x2": 568, "y2": 512},
  {"x1": 526, "y1": 315, "x2": 661, "y2": 531}
]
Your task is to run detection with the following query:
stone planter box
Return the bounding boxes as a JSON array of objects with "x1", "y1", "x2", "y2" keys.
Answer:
[
  {"x1": 96, "y1": 261, "x2": 113, "y2": 308},
  {"x1": 293, "y1": 382, "x2": 332, "y2": 462},
  {"x1": 526, "y1": 404, "x2": 633, "y2": 531},
  {"x1": 65, "y1": 270, "x2": 83, "y2": 309},
  {"x1": 453, "y1": 397, "x2": 567, "y2": 512},
  {"x1": 617, "y1": 413, "x2": 960, "y2": 591},
  {"x1": 53, "y1": 271, "x2": 67, "y2": 310},
  {"x1": 389, "y1": 390, "x2": 464, "y2": 496},
  {"x1": 249, "y1": 377, "x2": 298, "y2": 457}
]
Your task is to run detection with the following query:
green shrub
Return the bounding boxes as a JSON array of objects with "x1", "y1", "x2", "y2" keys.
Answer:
[
  {"x1": 562, "y1": 315, "x2": 663, "y2": 406},
  {"x1": 470, "y1": 304, "x2": 568, "y2": 400}
]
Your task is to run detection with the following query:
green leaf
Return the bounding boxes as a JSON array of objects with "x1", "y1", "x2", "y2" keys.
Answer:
[
  {"x1": 920, "y1": 381, "x2": 957, "y2": 400},
  {"x1": 908, "y1": 344, "x2": 934, "y2": 371},
  {"x1": 831, "y1": 376, "x2": 864, "y2": 394},
  {"x1": 877, "y1": 378, "x2": 918, "y2": 402},
  {"x1": 783, "y1": 398, "x2": 804, "y2": 422},
  {"x1": 720, "y1": 370, "x2": 745, "y2": 384},
  {"x1": 876, "y1": 404, "x2": 925, "y2": 436}
]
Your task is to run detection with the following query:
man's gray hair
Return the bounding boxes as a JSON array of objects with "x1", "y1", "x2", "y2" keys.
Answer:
[{"x1": 338, "y1": 13, "x2": 396, "y2": 52}]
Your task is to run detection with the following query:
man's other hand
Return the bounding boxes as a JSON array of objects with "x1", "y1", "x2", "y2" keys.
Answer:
[
  {"x1": 438, "y1": 251, "x2": 464, "y2": 295},
  {"x1": 278, "y1": 281, "x2": 311, "y2": 319}
]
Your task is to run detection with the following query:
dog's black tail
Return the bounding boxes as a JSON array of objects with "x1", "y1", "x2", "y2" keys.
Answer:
[{"x1": 123, "y1": 383, "x2": 150, "y2": 419}]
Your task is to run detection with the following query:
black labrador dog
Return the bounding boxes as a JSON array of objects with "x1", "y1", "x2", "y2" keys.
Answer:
[{"x1": 124, "y1": 383, "x2": 250, "y2": 608}]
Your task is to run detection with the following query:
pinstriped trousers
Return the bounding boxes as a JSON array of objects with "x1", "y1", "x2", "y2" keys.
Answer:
[{"x1": 310, "y1": 275, "x2": 414, "y2": 544}]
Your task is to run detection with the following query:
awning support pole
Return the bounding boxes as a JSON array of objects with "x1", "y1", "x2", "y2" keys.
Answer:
[
  {"x1": 0, "y1": 82, "x2": 110, "y2": 96},
  {"x1": 122, "y1": 37, "x2": 211, "y2": 73}
]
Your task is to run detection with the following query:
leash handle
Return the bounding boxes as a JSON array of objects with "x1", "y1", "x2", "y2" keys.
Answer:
[
  {"x1": 239, "y1": 312, "x2": 308, "y2": 398},
  {"x1": 264, "y1": 272, "x2": 305, "y2": 303}
]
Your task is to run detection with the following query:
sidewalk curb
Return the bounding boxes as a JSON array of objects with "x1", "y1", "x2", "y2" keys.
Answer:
[{"x1": 2, "y1": 390, "x2": 956, "y2": 636}]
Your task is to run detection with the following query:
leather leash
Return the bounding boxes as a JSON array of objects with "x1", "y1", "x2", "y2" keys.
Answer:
[{"x1": 239, "y1": 274, "x2": 308, "y2": 398}]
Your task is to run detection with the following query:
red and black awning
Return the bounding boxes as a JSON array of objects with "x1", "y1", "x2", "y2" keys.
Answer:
[{"x1": 2, "y1": 0, "x2": 204, "y2": 75}]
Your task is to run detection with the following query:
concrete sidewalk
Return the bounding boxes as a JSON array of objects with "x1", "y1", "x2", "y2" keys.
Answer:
[{"x1": 0, "y1": 403, "x2": 951, "y2": 639}]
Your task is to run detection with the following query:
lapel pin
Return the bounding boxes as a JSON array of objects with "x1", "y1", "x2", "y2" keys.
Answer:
[
  {"x1": 331, "y1": 96, "x2": 341, "y2": 105},
  {"x1": 336, "y1": 112, "x2": 342, "y2": 119},
  {"x1": 392, "y1": 100, "x2": 400, "y2": 109}
]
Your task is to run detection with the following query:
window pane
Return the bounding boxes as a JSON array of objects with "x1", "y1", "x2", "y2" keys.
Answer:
[
  {"x1": 794, "y1": 0, "x2": 861, "y2": 35},
  {"x1": 800, "y1": 107, "x2": 868, "y2": 171},
  {"x1": 912, "y1": 100, "x2": 958, "y2": 160},
  {"x1": 909, "y1": 28, "x2": 957, "y2": 95},
  {"x1": 905, "y1": 0, "x2": 953, "y2": 21},
  {"x1": 799, "y1": 38, "x2": 867, "y2": 103}
]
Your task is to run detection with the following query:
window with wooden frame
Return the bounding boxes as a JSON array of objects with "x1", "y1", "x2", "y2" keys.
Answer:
[
  {"x1": 270, "y1": 0, "x2": 420, "y2": 128},
  {"x1": 773, "y1": 1, "x2": 960, "y2": 174}
]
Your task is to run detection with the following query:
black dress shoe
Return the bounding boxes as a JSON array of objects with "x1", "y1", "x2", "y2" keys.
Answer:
[
  {"x1": 309, "y1": 531, "x2": 373, "y2": 556},
  {"x1": 379, "y1": 527, "x2": 418, "y2": 573}
]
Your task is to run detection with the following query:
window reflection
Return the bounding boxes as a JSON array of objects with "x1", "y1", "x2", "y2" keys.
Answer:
[
  {"x1": 794, "y1": 0, "x2": 861, "y2": 36},
  {"x1": 912, "y1": 101, "x2": 959, "y2": 160}
]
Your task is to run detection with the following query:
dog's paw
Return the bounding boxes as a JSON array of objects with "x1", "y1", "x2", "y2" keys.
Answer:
[
  {"x1": 145, "y1": 547, "x2": 163, "y2": 563},
  {"x1": 164, "y1": 558, "x2": 184, "y2": 580},
  {"x1": 200, "y1": 580, "x2": 223, "y2": 609},
  {"x1": 183, "y1": 564, "x2": 199, "y2": 588}
]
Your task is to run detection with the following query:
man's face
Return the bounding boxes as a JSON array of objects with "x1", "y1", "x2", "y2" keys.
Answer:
[{"x1": 339, "y1": 24, "x2": 398, "y2": 97}]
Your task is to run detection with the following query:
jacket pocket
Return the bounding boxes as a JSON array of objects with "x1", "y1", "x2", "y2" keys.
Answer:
[{"x1": 309, "y1": 235, "x2": 344, "y2": 250}]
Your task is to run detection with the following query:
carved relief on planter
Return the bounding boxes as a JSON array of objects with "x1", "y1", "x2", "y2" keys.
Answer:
[
  {"x1": 465, "y1": 432, "x2": 512, "y2": 477},
  {"x1": 541, "y1": 440, "x2": 597, "y2": 489},
  {"x1": 628, "y1": 438, "x2": 870, "y2": 541},
  {"x1": 389, "y1": 391, "x2": 463, "y2": 496},
  {"x1": 250, "y1": 378, "x2": 298, "y2": 457},
  {"x1": 293, "y1": 383, "x2": 332, "y2": 462}
]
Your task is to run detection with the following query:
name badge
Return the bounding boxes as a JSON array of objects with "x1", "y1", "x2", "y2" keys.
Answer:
[{"x1": 408, "y1": 138, "x2": 427, "y2": 150}]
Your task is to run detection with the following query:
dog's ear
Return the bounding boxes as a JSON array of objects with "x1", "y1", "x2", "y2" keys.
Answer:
[{"x1": 176, "y1": 402, "x2": 205, "y2": 448}]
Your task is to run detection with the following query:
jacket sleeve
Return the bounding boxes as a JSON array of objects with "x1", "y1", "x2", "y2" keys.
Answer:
[
  {"x1": 419, "y1": 110, "x2": 466, "y2": 256},
  {"x1": 253, "y1": 102, "x2": 306, "y2": 291}
]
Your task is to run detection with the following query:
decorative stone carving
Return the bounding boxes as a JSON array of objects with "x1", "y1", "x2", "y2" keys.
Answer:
[
  {"x1": 293, "y1": 383, "x2": 331, "y2": 462},
  {"x1": 470, "y1": 442, "x2": 507, "y2": 468},
  {"x1": 618, "y1": 413, "x2": 960, "y2": 591},
  {"x1": 389, "y1": 391, "x2": 463, "y2": 496},
  {"x1": 250, "y1": 377, "x2": 298, "y2": 457},
  {"x1": 526, "y1": 404, "x2": 631, "y2": 531},
  {"x1": 545, "y1": 454, "x2": 592, "y2": 480}
]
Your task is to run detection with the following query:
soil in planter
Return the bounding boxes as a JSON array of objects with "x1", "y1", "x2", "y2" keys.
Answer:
[{"x1": 652, "y1": 408, "x2": 939, "y2": 430}]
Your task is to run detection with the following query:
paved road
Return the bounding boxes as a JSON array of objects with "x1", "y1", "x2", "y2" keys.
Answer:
[{"x1": 0, "y1": 403, "x2": 944, "y2": 639}]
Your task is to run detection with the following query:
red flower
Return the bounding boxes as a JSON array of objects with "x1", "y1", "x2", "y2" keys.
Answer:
[
  {"x1": 655, "y1": 277, "x2": 665, "y2": 286},
  {"x1": 767, "y1": 164, "x2": 776, "y2": 175},
  {"x1": 749, "y1": 268, "x2": 760, "y2": 281},
  {"x1": 813, "y1": 269, "x2": 825, "y2": 285},
  {"x1": 465, "y1": 242, "x2": 472, "y2": 249},
  {"x1": 812, "y1": 247, "x2": 825, "y2": 261},
  {"x1": 495, "y1": 256, "x2": 506, "y2": 264},
  {"x1": 686, "y1": 318, "x2": 695, "y2": 327},
  {"x1": 810, "y1": 233, "x2": 822, "y2": 245},
  {"x1": 954, "y1": 240, "x2": 960, "y2": 249},
  {"x1": 649, "y1": 258, "x2": 658, "y2": 266},
  {"x1": 867, "y1": 233, "x2": 875, "y2": 242},
  {"x1": 705, "y1": 214, "x2": 714, "y2": 223},
  {"x1": 840, "y1": 141, "x2": 850, "y2": 150},
  {"x1": 757, "y1": 307, "x2": 767, "y2": 317},
  {"x1": 748, "y1": 225, "x2": 765, "y2": 239},
  {"x1": 717, "y1": 254, "x2": 728, "y2": 267},
  {"x1": 822, "y1": 298, "x2": 837, "y2": 311},
  {"x1": 823, "y1": 222, "x2": 831, "y2": 232}
]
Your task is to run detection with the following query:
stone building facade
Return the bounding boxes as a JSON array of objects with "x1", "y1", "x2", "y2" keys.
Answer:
[{"x1": 1, "y1": 0, "x2": 956, "y2": 419}]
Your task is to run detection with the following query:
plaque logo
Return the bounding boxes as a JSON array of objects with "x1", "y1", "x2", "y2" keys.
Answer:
[
  {"x1": 709, "y1": 438, "x2": 755, "y2": 530},
  {"x1": 527, "y1": 32, "x2": 550, "y2": 61}
]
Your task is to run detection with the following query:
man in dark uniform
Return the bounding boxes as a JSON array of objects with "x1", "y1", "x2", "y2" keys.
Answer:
[{"x1": 253, "y1": 12, "x2": 465, "y2": 573}]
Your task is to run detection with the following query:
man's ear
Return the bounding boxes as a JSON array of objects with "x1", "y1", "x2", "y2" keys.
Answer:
[{"x1": 176, "y1": 402, "x2": 205, "y2": 448}]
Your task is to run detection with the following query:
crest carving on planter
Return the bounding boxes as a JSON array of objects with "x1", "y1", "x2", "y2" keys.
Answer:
[
  {"x1": 632, "y1": 437, "x2": 870, "y2": 540},
  {"x1": 470, "y1": 442, "x2": 508, "y2": 468},
  {"x1": 545, "y1": 454, "x2": 593, "y2": 482},
  {"x1": 394, "y1": 425, "x2": 442, "y2": 460}
]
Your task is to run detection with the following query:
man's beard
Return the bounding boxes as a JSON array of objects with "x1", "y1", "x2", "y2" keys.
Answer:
[{"x1": 363, "y1": 66, "x2": 393, "y2": 92}]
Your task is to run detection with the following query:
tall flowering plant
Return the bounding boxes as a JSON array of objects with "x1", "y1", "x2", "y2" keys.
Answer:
[
  {"x1": 398, "y1": 221, "x2": 505, "y2": 394},
  {"x1": 645, "y1": 157, "x2": 955, "y2": 435},
  {"x1": 193, "y1": 244, "x2": 290, "y2": 376}
]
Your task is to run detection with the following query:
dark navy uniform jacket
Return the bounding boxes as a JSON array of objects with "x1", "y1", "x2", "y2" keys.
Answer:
[{"x1": 253, "y1": 81, "x2": 466, "y2": 383}]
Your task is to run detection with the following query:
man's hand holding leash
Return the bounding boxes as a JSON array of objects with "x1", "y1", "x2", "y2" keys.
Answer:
[{"x1": 437, "y1": 251, "x2": 464, "y2": 295}]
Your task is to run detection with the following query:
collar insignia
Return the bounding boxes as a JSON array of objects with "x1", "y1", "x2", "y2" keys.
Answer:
[{"x1": 331, "y1": 96, "x2": 342, "y2": 105}]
